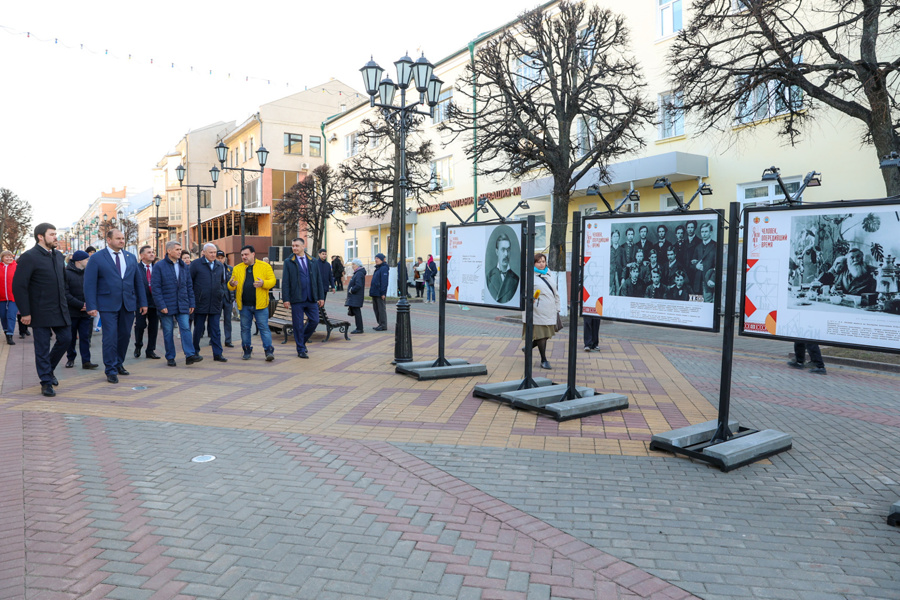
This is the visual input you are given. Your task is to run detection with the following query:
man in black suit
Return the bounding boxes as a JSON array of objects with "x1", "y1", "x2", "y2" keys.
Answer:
[
  {"x1": 216, "y1": 250, "x2": 235, "y2": 348},
  {"x1": 133, "y1": 245, "x2": 160, "y2": 359},
  {"x1": 12, "y1": 223, "x2": 72, "y2": 397},
  {"x1": 691, "y1": 222, "x2": 717, "y2": 299},
  {"x1": 486, "y1": 233, "x2": 519, "y2": 303},
  {"x1": 190, "y1": 243, "x2": 227, "y2": 362},
  {"x1": 635, "y1": 225, "x2": 652, "y2": 263}
]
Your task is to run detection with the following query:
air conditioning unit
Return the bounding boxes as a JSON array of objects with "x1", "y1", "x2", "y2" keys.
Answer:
[{"x1": 300, "y1": 162, "x2": 310, "y2": 170}]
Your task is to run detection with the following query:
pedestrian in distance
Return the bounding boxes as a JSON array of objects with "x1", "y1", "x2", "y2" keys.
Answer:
[
  {"x1": 316, "y1": 248, "x2": 336, "y2": 304},
  {"x1": 152, "y1": 241, "x2": 202, "y2": 367},
  {"x1": 370, "y1": 253, "x2": 389, "y2": 331},
  {"x1": 282, "y1": 238, "x2": 325, "y2": 359},
  {"x1": 216, "y1": 250, "x2": 235, "y2": 348},
  {"x1": 84, "y1": 229, "x2": 148, "y2": 384},
  {"x1": 84, "y1": 246, "x2": 99, "y2": 334},
  {"x1": 413, "y1": 257, "x2": 426, "y2": 298},
  {"x1": 332, "y1": 255, "x2": 345, "y2": 291},
  {"x1": 423, "y1": 254, "x2": 438, "y2": 303},
  {"x1": 190, "y1": 243, "x2": 228, "y2": 363},
  {"x1": 0, "y1": 250, "x2": 18, "y2": 345},
  {"x1": 133, "y1": 245, "x2": 161, "y2": 360},
  {"x1": 228, "y1": 245, "x2": 277, "y2": 361},
  {"x1": 63, "y1": 250, "x2": 98, "y2": 370},
  {"x1": 345, "y1": 258, "x2": 366, "y2": 334},
  {"x1": 583, "y1": 315, "x2": 601, "y2": 352},
  {"x1": 788, "y1": 342, "x2": 826, "y2": 375},
  {"x1": 11, "y1": 223, "x2": 73, "y2": 397},
  {"x1": 524, "y1": 253, "x2": 560, "y2": 370}
]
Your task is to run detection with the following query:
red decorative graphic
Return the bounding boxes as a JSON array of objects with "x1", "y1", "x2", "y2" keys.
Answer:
[
  {"x1": 746, "y1": 259, "x2": 758, "y2": 271},
  {"x1": 744, "y1": 295, "x2": 756, "y2": 318}
]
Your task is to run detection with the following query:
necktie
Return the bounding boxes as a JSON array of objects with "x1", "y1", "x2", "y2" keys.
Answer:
[
  {"x1": 146, "y1": 265, "x2": 151, "y2": 284},
  {"x1": 300, "y1": 257, "x2": 307, "y2": 273},
  {"x1": 115, "y1": 252, "x2": 122, "y2": 277}
]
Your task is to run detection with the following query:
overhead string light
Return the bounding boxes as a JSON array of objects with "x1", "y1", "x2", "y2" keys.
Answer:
[{"x1": 0, "y1": 24, "x2": 365, "y2": 92}]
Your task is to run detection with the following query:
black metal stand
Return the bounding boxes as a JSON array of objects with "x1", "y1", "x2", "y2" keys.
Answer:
[
  {"x1": 649, "y1": 202, "x2": 792, "y2": 471},
  {"x1": 518, "y1": 215, "x2": 539, "y2": 390},
  {"x1": 558, "y1": 211, "x2": 583, "y2": 402},
  {"x1": 432, "y1": 223, "x2": 452, "y2": 368}
]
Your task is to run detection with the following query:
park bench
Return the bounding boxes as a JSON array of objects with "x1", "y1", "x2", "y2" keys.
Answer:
[{"x1": 267, "y1": 303, "x2": 351, "y2": 344}]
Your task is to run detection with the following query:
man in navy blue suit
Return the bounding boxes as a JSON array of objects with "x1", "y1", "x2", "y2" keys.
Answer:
[
  {"x1": 84, "y1": 229, "x2": 148, "y2": 383},
  {"x1": 281, "y1": 237, "x2": 324, "y2": 359}
]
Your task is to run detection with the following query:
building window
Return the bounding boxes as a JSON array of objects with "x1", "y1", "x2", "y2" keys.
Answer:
[
  {"x1": 620, "y1": 197, "x2": 640, "y2": 214},
  {"x1": 284, "y1": 133, "x2": 303, "y2": 155},
  {"x1": 660, "y1": 193, "x2": 684, "y2": 211},
  {"x1": 659, "y1": 92, "x2": 684, "y2": 139},
  {"x1": 372, "y1": 235, "x2": 380, "y2": 258},
  {"x1": 511, "y1": 213, "x2": 546, "y2": 251},
  {"x1": 658, "y1": 0, "x2": 683, "y2": 38},
  {"x1": 516, "y1": 54, "x2": 543, "y2": 91},
  {"x1": 739, "y1": 178, "x2": 801, "y2": 208},
  {"x1": 199, "y1": 190, "x2": 211, "y2": 209},
  {"x1": 582, "y1": 204, "x2": 599, "y2": 216},
  {"x1": 250, "y1": 136, "x2": 255, "y2": 159},
  {"x1": 243, "y1": 142, "x2": 248, "y2": 163},
  {"x1": 432, "y1": 89, "x2": 452, "y2": 124},
  {"x1": 431, "y1": 157, "x2": 454, "y2": 190},
  {"x1": 735, "y1": 58, "x2": 803, "y2": 125},
  {"x1": 406, "y1": 230, "x2": 414, "y2": 260},
  {"x1": 345, "y1": 238, "x2": 358, "y2": 261},
  {"x1": 168, "y1": 191, "x2": 182, "y2": 221},
  {"x1": 432, "y1": 227, "x2": 441, "y2": 256},
  {"x1": 576, "y1": 116, "x2": 594, "y2": 159},
  {"x1": 309, "y1": 136, "x2": 322, "y2": 157},
  {"x1": 345, "y1": 133, "x2": 360, "y2": 158}
]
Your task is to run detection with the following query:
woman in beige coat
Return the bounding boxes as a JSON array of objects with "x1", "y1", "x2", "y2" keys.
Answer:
[{"x1": 522, "y1": 253, "x2": 560, "y2": 370}]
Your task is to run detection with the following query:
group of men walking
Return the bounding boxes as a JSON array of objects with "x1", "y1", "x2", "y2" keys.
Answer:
[{"x1": 10, "y1": 223, "x2": 336, "y2": 398}]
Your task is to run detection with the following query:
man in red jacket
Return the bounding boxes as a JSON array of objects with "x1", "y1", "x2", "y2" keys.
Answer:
[{"x1": 0, "y1": 250, "x2": 17, "y2": 345}]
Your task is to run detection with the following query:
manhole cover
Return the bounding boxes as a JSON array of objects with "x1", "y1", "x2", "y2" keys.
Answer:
[
  {"x1": 191, "y1": 455, "x2": 216, "y2": 463},
  {"x1": 132, "y1": 386, "x2": 149, "y2": 391}
]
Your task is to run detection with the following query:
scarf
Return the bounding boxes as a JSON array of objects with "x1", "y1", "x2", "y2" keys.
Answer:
[{"x1": 534, "y1": 266, "x2": 549, "y2": 275}]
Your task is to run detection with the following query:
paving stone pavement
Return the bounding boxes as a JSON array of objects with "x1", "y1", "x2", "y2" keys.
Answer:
[{"x1": 0, "y1": 296, "x2": 898, "y2": 599}]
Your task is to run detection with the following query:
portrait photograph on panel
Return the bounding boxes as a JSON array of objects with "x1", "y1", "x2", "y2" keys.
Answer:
[
  {"x1": 742, "y1": 200, "x2": 900, "y2": 353},
  {"x1": 446, "y1": 221, "x2": 525, "y2": 310},
  {"x1": 484, "y1": 224, "x2": 521, "y2": 305}
]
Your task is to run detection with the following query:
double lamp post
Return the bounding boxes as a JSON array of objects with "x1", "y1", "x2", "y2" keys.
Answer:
[
  {"x1": 209, "y1": 142, "x2": 269, "y2": 248},
  {"x1": 359, "y1": 52, "x2": 443, "y2": 363},
  {"x1": 175, "y1": 162, "x2": 218, "y2": 251}
]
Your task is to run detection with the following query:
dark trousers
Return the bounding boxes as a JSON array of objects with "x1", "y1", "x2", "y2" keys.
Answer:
[
  {"x1": 794, "y1": 342, "x2": 824, "y2": 368},
  {"x1": 583, "y1": 316, "x2": 601, "y2": 349},
  {"x1": 33, "y1": 325, "x2": 72, "y2": 384},
  {"x1": 222, "y1": 299, "x2": 233, "y2": 343},
  {"x1": 372, "y1": 296, "x2": 387, "y2": 328},
  {"x1": 67, "y1": 316, "x2": 93, "y2": 363},
  {"x1": 99, "y1": 308, "x2": 135, "y2": 376},
  {"x1": 335, "y1": 277, "x2": 344, "y2": 291},
  {"x1": 134, "y1": 307, "x2": 159, "y2": 354},
  {"x1": 290, "y1": 302, "x2": 319, "y2": 353},
  {"x1": 415, "y1": 282, "x2": 424, "y2": 297},
  {"x1": 348, "y1": 306, "x2": 363, "y2": 331},
  {"x1": 193, "y1": 312, "x2": 223, "y2": 357}
]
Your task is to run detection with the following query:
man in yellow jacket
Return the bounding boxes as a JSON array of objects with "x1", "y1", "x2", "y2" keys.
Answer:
[{"x1": 227, "y1": 245, "x2": 277, "y2": 361}]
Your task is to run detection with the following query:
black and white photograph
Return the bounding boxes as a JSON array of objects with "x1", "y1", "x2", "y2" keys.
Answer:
[
  {"x1": 609, "y1": 218, "x2": 718, "y2": 304},
  {"x1": 787, "y1": 211, "x2": 900, "y2": 315},
  {"x1": 484, "y1": 224, "x2": 521, "y2": 304}
]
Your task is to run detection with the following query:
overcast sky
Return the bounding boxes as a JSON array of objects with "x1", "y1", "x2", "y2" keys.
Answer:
[{"x1": 0, "y1": 0, "x2": 534, "y2": 229}]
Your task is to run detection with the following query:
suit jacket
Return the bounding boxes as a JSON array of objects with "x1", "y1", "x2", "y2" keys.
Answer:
[
  {"x1": 486, "y1": 267, "x2": 519, "y2": 304},
  {"x1": 138, "y1": 261, "x2": 155, "y2": 309},
  {"x1": 282, "y1": 253, "x2": 324, "y2": 304},
  {"x1": 84, "y1": 248, "x2": 147, "y2": 313},
  {"x1": 691, "y1": 241, "x2": 717, "y2": 294},
  {"x1": 11, "y1": 244, "x2": 70, "y2": 328},
  {"x1": 189, "y1": 257, "x2": 226, "y2": 314}
]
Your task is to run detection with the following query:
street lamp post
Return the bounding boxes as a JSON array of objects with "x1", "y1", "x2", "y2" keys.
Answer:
[
  {"x1": 154, "y1": 195, "x2": 162, "y2": 257},
  {"x1": 176, "y1": 163, "x2": 218, "y2": 251},
  {"x1": 210, "y1": 143, "x2": 268, "y2": 249},
  {"x1": 359, "y1": 52, "x2": 443, "y2": 364}
]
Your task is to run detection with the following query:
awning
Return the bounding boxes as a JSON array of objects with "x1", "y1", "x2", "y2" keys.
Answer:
[{"x1": 521, "y1": 151, "x2": 710, "y2": 200}]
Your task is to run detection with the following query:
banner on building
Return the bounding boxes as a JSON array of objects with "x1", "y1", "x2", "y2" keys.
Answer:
[
  {"x1": 446, "y1": 221, "x2": 526, "y2": 310},
  {"x1": 582, "y1": 210, "x2": 723, "y2": 332},
  {"x1": 741, "y1": 199, "x2": 900, "y2": 353}
]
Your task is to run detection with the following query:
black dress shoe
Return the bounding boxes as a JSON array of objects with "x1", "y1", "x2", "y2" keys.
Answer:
[
  {"x1": 117, "y1": 366, "x2": 129, "y2": 376},
  {"x1": 186, "y1": 355, "x2": 204, "y2": 365},
  {"x1": 146, "y1": 351, "x2": 161, "y2": 359},
  {"x1": 224, "y1": 342, "x2": 234, "y2": 348},
  {"x1": 41, "y1": 383, "x2": 55, "y2": 397},
  {"x1": 82, "y1": 362, "x2": 99, "y2": 370},
  {"x1": 65, "y1": 360, "x2": 75, "y2": 368},
  {"x1": 297, "y1": 351, "x2": 309, "y2": 359},
  {"x1": 265, "y1": 352, "x2": 274, "y2": 362},
  {"x1": 107, "y1": 374, "x2": 119, "y2": 384},
  {"x1": 167, "y1": 359, "x2": 177, "y2": 367},
  {"x1": 350, "y1": 330, "x2": 364, "y2": 334},
  {"x1": 50, "y1": 374, "x2": 58, "y2": 386},
  {"x1": 134, "y1": 348, "x2": 141, "y2": 358},
  {"x1": 213, "y1": 355, "x2": 228, "y2": 362}
]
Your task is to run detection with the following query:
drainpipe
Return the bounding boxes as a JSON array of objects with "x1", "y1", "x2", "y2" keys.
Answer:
[
  {"x1": 469, "y1": 40, "x2": 478, "y2": 223},
  {"x1": 321, "y1": 121, "x2": 328, "y2": 250}
]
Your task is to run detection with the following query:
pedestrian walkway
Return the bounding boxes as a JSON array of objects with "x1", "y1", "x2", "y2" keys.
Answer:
[{"x1": 0, "y1": 302, "x2": 897, "y2": 599}]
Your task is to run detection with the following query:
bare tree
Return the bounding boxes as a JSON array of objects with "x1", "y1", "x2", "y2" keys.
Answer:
[
  {"x1": 339, "y1": 115, "x2": 440, "y2": 266},
  {"x1": 119, "y1": 217, "x2": 139, "y2": 252},
  {"x1": 0, "y1": 188, "x2": 33, "y2": 254},
  {"x1": 276, "y1": 164, "x2": 349, "y2": 253},
  {"x1": 667, "y1": 0, "x2": 900, "y2": 195},
  {"x1": 440, "y1": 1, "x2": 653, "y2": 271}
]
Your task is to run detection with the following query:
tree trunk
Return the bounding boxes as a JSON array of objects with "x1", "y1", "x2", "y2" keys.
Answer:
[
  {"x1": 547, "y1": 178, "x2": 571, "y2": 272},
  {"x1": 387, "y1": 171, "x2": 401, "y2": 268}
]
